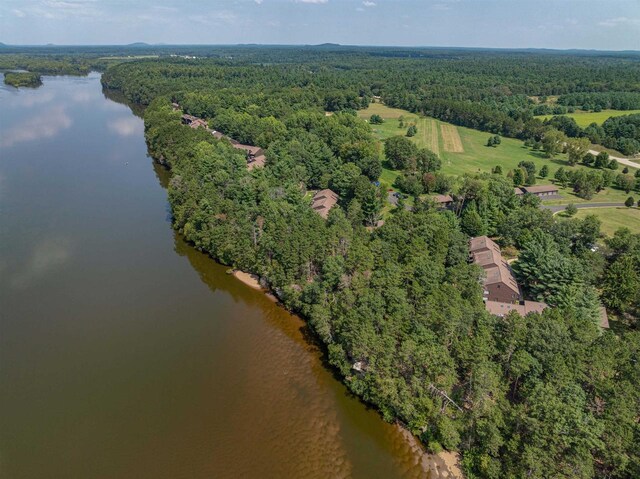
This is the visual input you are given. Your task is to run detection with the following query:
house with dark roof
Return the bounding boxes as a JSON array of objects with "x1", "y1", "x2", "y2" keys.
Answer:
[
  {"x1": 311, "y1": 189, "x2": 339, "y2": 219},
  {"x1": 470, "y1": 236, "x2": 521, "y2": 303},
  {"x1": 515, "y1": 185, "x2": 560, "y2": 198}
]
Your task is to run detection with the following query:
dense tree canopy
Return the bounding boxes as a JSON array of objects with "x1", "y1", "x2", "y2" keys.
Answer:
[{"x1": 92, "y1": 48, "x2": 640, "y2": 479}]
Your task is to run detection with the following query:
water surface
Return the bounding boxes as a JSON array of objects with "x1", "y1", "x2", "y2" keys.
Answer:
[{"x1": 0, "y1": 74, "x2": 432, "y2": 478}]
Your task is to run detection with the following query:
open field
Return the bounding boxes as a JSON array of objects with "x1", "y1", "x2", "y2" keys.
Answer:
[
  {"x1": 440, "y1": 123, "x2": 464, "y2": 152},
  {"x1": 536, "y1": 109, "x2": 640, "y2": 128},
  {"x1": 573, "y1": 207, "x2": 640, "y2": 236},
  {"x1": 360, "y1": 103, "x2": 635, "y2": 205},
  {"x1": 358, "y1": 102, "x2": 416, "y2": 119},
  {"x1": 422, "y1": 118, "x2": 441, "y2": 155}
]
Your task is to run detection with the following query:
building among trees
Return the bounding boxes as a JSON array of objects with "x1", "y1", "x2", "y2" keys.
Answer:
[
  {"x1": 470, "y1": 236, "x2": 548, "y2": 315},
  {"x1": 311, "y1": 189, "x2": 339, "y2": 219}
]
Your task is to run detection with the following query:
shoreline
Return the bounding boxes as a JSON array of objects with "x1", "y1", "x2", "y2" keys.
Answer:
[
  {"x1": 231, "y1": 264, "x2": 464, "y2": 477},
  {"x1": 231, "y1": 270, "x2": 263, "y2": 290},
  {"x1": 143, "y1": 114, "x2": 466, "y2": 479}
]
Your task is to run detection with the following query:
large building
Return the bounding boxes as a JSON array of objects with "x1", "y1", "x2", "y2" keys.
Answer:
[
  {"x1": 470, "y1": 236, "x2": 550, "y2": 317},
  {"x1": 514, "y1": 185, "x2": 560, "y2": 198},
  {"x1": 469, "y1": 236, "x2": 521, "y2": 303}
]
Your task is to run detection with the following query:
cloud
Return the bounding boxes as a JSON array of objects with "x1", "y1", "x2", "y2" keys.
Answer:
[
  {"x1": 188, "y1": 11, "x2": 237, "y2": 25},
  {"x1": 295, "y1": 0, "x2": 328, "y2": 4},
  {"x1": 10, "y1": 0, "x2": 101, "y2": 20},
  {"x1": 598, "y1": 17, "x2": 640, "y2": 27},
  {"x1": 255, "y1": 0, "x2": 264, "y2": 4},
  {"x1": 0, "y1": 105, "x2": 72, "y2": 148},
  {"x1": 362, "y1": 1, "x2": 376, "y2": 6},
  {"x1": 431, "y1": 0, "x2": 460, "y2": 11},
  {"x1": 11, "y1": 237, "x2": 72, "y2": 289},
  {"x1": 107, "y1": 117, "x2": 142, "y2": 137}
]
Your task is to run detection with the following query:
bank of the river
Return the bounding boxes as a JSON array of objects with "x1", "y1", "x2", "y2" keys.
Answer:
[
  {"x1": 1, "y1": 72, "x2": 462, "y2": 479},
  {"x1": 141, "y1": 100, "x2": 465, "y2": 479}
]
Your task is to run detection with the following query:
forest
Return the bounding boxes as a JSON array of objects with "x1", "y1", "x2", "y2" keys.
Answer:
[
  {"x1": 96, "y1": 48, "x2": 640, "y2": 479},
  {"x1": 98, "y1": 49, "x2": 640, "y2": 155},
  {"x1": 3, "y1": 71, "x2": 42, "y2": 87}
]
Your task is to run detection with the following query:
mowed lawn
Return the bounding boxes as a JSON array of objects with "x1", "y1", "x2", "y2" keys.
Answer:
[
  {"x1": 573, "y1": 207, "x2": 640, "y2": 236},
  {"x1": 359, "y1": 103, "x2": 636, "y2": 205},
  {"x1": 536, "y1": 109, "x2": 640, "y2": 128}
]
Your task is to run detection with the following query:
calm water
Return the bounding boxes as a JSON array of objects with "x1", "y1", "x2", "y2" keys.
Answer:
[{"x1": 0, "y1": 74, "x2": 432, "y2": 478}]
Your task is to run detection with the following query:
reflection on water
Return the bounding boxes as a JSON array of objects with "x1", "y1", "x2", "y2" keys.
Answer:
[
  {"x1": 0, "y1": 74, "x2": 435, "y2": 479},
  {"x1": 0, "y1": 104, "x2": 72, "y2": 147}
]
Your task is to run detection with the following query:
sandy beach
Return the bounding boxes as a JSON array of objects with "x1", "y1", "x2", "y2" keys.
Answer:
[{"x1": 232, "y1": 270, "x2": 263, "y2": 290}]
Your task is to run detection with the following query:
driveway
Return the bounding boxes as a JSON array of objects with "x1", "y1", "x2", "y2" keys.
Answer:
[
  {"x1": 543, "y1": 202, "x2": 626, "y2": 213},
  {"x1": 588, "y1": 150, "x2": 639, "y2": 170}
]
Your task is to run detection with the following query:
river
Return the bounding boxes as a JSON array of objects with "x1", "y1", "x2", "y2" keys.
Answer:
[{"x1": 0, "y1": 73, "x2": 441, "y2": 478}]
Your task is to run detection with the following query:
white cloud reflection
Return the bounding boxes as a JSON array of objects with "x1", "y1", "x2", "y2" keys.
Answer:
[
  {"x1": 0, "y1": 105, "x2": 72, "y2": 148},
  {"x1": 107, "y1": 116, "x2": 142, "y2": 137},
  {"x1": 11, "y1": 237, "x2": 72, "y2": 289}
]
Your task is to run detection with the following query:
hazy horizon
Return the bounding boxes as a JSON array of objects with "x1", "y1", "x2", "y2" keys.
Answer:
[{"x1": 1, "y1": 0, "x2": 639, "y2": 51}]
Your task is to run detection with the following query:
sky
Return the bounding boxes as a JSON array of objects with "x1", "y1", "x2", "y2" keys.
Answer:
[{"x1": 1, "y1": 0, "x2": 639, "y2": 50}]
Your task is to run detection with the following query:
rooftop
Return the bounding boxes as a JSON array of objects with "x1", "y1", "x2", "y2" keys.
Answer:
[
  {"x1": 520, "y1": 185, "x2": 559, "y2": 194},
  {"x1": 311, "y1": 189, "x2": 339, "y2": 219},
  {"x1": 469, "y1": 235, "x2": 501, "y2": 255},
  {"x1": 485, "y1": 300, "x2": 548, "y2": 317},
  {"x1": 433, "y1": 194, "x2": 453, "y2": 204}
]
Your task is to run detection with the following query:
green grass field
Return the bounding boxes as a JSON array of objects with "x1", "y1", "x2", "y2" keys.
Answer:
[
  {"x1": 359, "y1": 104, "x2": 635, "y2": 205},
  {"x1": 536, "y1": 109, "x2": 640, "y2": 128},
  {"x1": 572, "y1": 207, "x2": 640, "y2": 236}
]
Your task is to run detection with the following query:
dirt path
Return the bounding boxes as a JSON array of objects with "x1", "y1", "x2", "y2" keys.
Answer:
[
  {"x1": 542, "y1": 202, "x2": 626, "y2": 213},
  {"x1": 441, "y1": 123, "x2": 464, "y2": 153}
]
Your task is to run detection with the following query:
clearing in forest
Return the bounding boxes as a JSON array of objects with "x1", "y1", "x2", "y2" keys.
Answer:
[
  {"x1": 421, "y1": 118, "x2": 440, "y2": 155},
  {"x1": 440, "y1": 123, "x2": 464, "y2": 153}
]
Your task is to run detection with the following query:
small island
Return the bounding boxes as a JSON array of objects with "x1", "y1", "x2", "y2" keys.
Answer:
[{"x1": 4, "y1": 71, "x2": 42, "y2": 88}]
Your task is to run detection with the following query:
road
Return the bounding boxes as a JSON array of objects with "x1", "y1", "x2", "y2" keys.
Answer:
[
  {"x1": 588, "y1": 150, "x2": 639, "y2": 170},
  {"x1": 543, "y1": 202, "x2": 626, "y2": 213}
]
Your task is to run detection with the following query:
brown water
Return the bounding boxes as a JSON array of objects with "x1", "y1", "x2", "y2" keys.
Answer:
[{"x1": 0, "y1": 73, "x2": 433, "y2": 478}]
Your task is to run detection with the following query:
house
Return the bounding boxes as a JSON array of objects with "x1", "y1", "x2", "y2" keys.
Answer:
[
  {"x1": 515, "y1": 185, "x2": 560, "y2": 198},
  {"x1": 189, "y1": 118, "x2": 208, "y2": 129},
  {"x1": 171, "y1": 102, "x2": 180, "y2": 111},
  {"x1": 470, "y1": 235, "x2": 550, "y2": 317},
  {"x1": 485, "y1": 300, "x2": 548, "y2": 317},
  {"x1": 469, "y1": 236, "x2": 521, "y2": 303},
  {"x1": 432, "y1": 194, "x2": 454, "y2": 208},
  {"x1": 181, "y1": 113, "x2": 197, "y2": 124},
  {"x1": 232, "y1": 144, "x2": 266, "y2": 169},
  {"x1": 483, "y1": 263, "x2": 522, "y2": 303},
  {"x1": 311, "y1": 189, "x2": 339, "y2": 219}
]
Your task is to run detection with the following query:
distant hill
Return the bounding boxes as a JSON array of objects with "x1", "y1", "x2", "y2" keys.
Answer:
[{"x1": 127, "y1": 42, "x2": 150, "y2": 47}]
